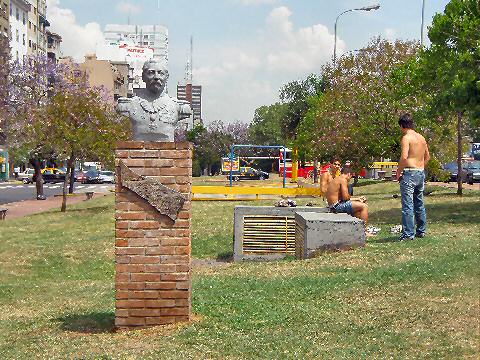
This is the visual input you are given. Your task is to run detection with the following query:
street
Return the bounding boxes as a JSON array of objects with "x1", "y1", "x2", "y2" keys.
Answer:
[{"x1": 0, "y1": 182, "x2": 114, "y2": 205}]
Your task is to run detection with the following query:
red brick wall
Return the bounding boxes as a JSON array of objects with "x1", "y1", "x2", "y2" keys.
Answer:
[{"x1": 115, "y1": 141, "x2": 192, "y2": 330}]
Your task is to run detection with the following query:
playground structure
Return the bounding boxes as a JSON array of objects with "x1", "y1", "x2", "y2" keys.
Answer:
[
  {"x1": 191, "y1": 184, "x2": 321, "y2": 201},
  {"x1": 227, "y1": 145, "x2": 288, "y2": 187},
  {"x1": 190, "y1": 144, "x2": 322, "y2": 201}
]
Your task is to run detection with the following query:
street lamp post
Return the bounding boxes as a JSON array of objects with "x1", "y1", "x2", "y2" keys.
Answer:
[
  {"x1": 333, "y1": 4, "x2": 380, "y2": 68},
  {"x1": 420, "y1": 0, "x2": 426, "y2": 46}
]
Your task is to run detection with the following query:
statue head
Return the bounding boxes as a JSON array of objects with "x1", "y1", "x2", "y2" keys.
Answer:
[{"x1": 142, "y1": 59, "x2": 169, "y2": 95}]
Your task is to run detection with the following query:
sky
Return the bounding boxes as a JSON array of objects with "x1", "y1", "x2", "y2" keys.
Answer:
[{"x1": 46, "y1": 0, "x2": 451, "y2": 125}]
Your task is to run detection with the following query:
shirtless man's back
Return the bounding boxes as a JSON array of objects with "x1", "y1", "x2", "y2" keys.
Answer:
[
  {"x1": 396, "y1": 130, "x2": 430, "y2": 174},
  {"x1": 396, "y1": 113, "x2": 430, "y2": 241}
]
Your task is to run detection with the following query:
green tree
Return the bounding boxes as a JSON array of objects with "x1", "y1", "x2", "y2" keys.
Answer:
[
  {"x1": 248, "y1": 103, "x2": 286, "y2": 146},
  {"x1": 279, "y1": 74, "x2": 326, "y2": 139},
  {"x1": 415, "y1": 0, "x2": 480, "y2": 195},
  {"x1": 297, "y1": 38, "x2": 420, "y2": 176}
]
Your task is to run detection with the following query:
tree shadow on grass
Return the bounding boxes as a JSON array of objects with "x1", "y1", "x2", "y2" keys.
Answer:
[
  {"x1": 369, "y1": 235, "x2": 404, "y2": 244},
  {"x1": 57, "y1": 311, "x2": 115, "y2": 333},
  {"x1": 354, "y1": 180, "x2": 385, "y2": 187},
  {"x1": 371, "y1": 200, "x2": 480, "y2": 226},
  {"x1": 216, "y1": 251, "x2": 233, "y2": 262}
]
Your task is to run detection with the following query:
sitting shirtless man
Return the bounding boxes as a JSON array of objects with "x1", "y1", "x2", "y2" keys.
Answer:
[
  {"x1": 320, "y1": 159, "x2": 341, "y2": 196},
  {"x1": 326, "y1": 166, "x2": 368, "y2": 225}
]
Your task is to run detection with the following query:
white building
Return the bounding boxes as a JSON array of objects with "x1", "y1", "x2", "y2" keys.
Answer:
[
  {"x1": 9, "y1": 0, "x2": 30, "y2": 62},
  {"x1": 99, "y1": 24, "x2": 168, "y2": 89}
]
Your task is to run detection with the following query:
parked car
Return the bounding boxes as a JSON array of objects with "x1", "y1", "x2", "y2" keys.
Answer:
[
  {"x1": 75, "y1": 171, "x2": 87, "y2": 183},
  {"x1": 227, "y1": 167, "x2": 269, "y2": 181},
  {"x1": 442, "y1": 162, "x2": 467, "y2": 182},
  {"x1": 17, "y1": 168, "x2": 35, "y2": 184},
  {"x1": 465, "y1": 160, "x2": 480, "y2": 185},
  {"x1": 40, "y1": 168, "x2": 66, "y2": 184},
  {"x1": 99, "y1": 170, "x2": 115, "y2": 183},
  {"x1": 82, "y1": 170, "x2": 102, "y2": 184}
]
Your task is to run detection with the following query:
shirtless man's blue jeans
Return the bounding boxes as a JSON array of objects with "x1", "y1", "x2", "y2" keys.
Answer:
[{"x1": 399, "y1": 169, "x2": 427, "y2": 240}]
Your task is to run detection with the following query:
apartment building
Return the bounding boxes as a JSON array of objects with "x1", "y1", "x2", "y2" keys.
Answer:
[
  {"x1": 60, "y1": 55, "x2": 132, "y2": 104},
  {"x1": 46, "y1": 29, "x2": 61, "y2": 63},
  {"x1": 0, "y1": 0, "x2": 8, "y2": 38},
  {"x1": 9, "y1": 0, "x2": 30, "y2": 62},
  {"x1": 98, "y1": 24, "x2": 168, "y2": 89},
  {"x1": 177, "y1": 84, "x2": 202, "y2": 126},
  {"x1": 26, "y1": 0, "x2": 48, "y2": 57},
  {"x1": 103, "y1": 24, "x2": 168, "y2": 61}
]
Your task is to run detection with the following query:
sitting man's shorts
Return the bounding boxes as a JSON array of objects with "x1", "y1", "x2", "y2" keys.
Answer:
[{"x1": 330, "y1": 200, "x2": 354, "y2": 216}]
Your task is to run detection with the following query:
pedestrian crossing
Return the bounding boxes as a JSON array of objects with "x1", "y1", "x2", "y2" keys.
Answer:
[{"x1": 0, "y1": 183, "x2": 113, "y2": 191}]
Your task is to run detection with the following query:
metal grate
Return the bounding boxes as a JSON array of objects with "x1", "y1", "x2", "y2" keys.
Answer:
[{"x1": 242, "y1": 215, "x2": 296, "y2": 254}]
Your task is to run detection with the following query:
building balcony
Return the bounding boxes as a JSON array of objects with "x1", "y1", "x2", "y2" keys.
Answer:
[{"x1": 39, "y1": 14, "x2": 50, "y2": 27}]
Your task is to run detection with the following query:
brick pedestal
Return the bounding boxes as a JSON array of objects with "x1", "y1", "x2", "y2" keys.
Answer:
[{"x1": 114, "y1": 141, "x2": 192, "y2": 330}]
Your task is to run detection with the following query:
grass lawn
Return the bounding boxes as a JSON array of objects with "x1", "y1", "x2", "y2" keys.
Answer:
[{"x1": 0, "y1": 181, "x2": 478, "y2": 359}]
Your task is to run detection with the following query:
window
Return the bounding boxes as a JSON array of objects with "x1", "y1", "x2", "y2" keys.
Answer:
[
  {"x1": 33, "y1": 24, "x2": 36, "y2": 33},
  {"x1": 15, "y1": 28, "x2": 18, "y2": 41},
  {"x1": 22, "y1": 33, "x2": 25, "y2": 45},
  {"x1": 16, "y1": 50, "x2": 18, "y2": 60},
  {"x1": 15, "y1": 7, "x2": 18, "y2": 20},
  {"x1": 144, "y1": 34, "x2": 148, "y2": 39},
  {"x1": 33, "y1": 6, "x2": 36, "y2": 14},
  {"x1": 28, "y1": 39, "x2": 31, "y2": 47},
  {"x1": 28, "y1": 21, "x2": 31, "y2": 29},
  {"x1": 33, "y1": 43, "x2": 36, "y2": 50},
  {"x1": 22, "y1": 12, "x2": 25, "y2": 25}
]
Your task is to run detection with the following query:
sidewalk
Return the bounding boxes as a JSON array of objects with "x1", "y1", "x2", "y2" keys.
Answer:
[
  {"x1": 427, "y1": 181, "x2": 480, "y2": 191},
  {"x1": 1, "y1": 193, "x2": 108, "y2": 220}
]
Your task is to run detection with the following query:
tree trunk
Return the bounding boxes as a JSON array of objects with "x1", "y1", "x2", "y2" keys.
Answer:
[
  {"x1": 61, "y1": 153, "x2": 75, "y2": 212},
  {"x1": 30, "y1": 158, "x2": 45, "y2": 200},
  {"x1": 313, "y1": 158, "x2": 318, "y2": 183},
  {"x1": 68, "y1": 157, "x2": 75, "y2": 194},
  {"x1": 456, "y1": 112, "x2": 463, "y2": 196},
  {"x1": 353, "y1": 175, "x2": 359, "y2": 186}
]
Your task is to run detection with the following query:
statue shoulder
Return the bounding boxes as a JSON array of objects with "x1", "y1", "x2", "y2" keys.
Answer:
[{"x1": 117, "y1": 97, "x2": 140, "y2": 111}]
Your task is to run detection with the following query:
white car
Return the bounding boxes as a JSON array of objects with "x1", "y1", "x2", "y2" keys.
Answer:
[
  {"x1": 99, "y1": 171, "x2": 115, "y2": 184},
  {"x1": 17, "y1": 169, "x2": 35, "y2": 184}
]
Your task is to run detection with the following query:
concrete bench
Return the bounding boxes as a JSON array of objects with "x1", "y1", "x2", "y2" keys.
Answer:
[
  {"x1": 295, "y1": 212, "x2": 365, "y2": 259},
  {"x1": 233, "y1": 205, "x2": 329, "y2": 261},
  {"x1": 85, "y1": 191, "x2": 94, "y2": 200},
  {"x1": 0, "y1": 208, "x2": 7, "y2": 220}
]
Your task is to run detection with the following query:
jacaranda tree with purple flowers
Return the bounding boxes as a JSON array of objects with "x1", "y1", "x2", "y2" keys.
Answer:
[
  {"x1": 0, "y1": 41, "x2": 130, "y2": 208},
  {"x1": 42, "y1": 63, "x2": 130, "y2": 211}
]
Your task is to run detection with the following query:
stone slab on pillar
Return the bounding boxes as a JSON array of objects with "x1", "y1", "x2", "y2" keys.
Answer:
[
  {"x1": 295, "y1": 212, "x2": 365, "y2": 259},
  {"x1": 114, "y1": 141, "x2": 192, "y2": 330}
]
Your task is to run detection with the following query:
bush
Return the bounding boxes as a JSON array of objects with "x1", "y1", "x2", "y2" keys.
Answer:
[
  {"x1": 192, "y1": 159, "x2": 202, "y2": 177},
  {"x1": 426, "y1": 157, "x2": 450, "y2": 182}
]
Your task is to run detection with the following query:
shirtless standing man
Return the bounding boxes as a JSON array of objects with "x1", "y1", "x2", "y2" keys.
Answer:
[
  {"x1": 396, "y1": 113, "x2": 430, "y2": 241},
  {"x1": 326, "y1": 166, "x2": 368, "y2": 224}
]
